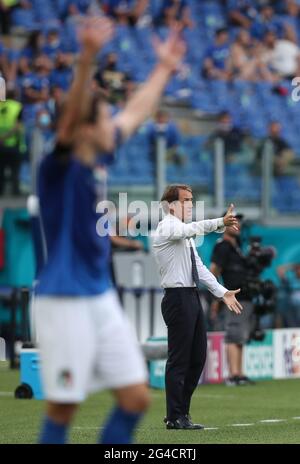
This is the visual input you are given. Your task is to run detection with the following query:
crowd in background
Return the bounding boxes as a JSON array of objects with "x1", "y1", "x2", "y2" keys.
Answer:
[
  {"x1": 1, "y1": 1, "x2": 300, "y2": 194},
  {"x1": 0, "y1": 1, "x2": 300, "y2": 334}
]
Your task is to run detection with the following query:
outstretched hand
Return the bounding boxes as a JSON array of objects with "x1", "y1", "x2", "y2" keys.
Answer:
[
  {"x1": 79, "y1": 17, "x2": 114, "y2": 56},
  {"x1": 153, "y1": 28, "x2": 186, "y2": 72},
  {"x1": 223, "y1": 204, "x2": 239, "y2": 230},
  {"x1": 223, "y1": 289, "x2": 243, "y2": 314}
]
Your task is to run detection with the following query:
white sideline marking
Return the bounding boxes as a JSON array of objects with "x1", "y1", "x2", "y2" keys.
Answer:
[
  {"x1": 231, "y1": 423, "x2": 254, "y2": 427},
  {"x1": 0, "y1": 392, "x2": 13, "y2": 397},
  {"x1": 69, "y1": 417, "x2": 298, "y2": 433},
  {"x1": 260, "y1": 419, "x2": 285, "y2": 423},
  {"x1": 150, "y1": 392, "x2": 236, "y2": 399}
]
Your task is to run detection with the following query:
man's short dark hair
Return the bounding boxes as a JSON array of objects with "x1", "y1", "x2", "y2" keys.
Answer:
[{"x1": 161, "y1": 184, "x2": 192, "y2": 204}]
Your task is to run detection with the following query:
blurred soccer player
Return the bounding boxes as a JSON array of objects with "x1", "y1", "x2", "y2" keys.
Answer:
[{"x1": 34, "y1": 17, "x2": 186, "y2": 444}]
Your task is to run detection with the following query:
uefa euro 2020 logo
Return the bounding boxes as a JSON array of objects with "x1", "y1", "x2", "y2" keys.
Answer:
[{"x1": 0, "y1": 76, "x2": 6, "y2": 101}]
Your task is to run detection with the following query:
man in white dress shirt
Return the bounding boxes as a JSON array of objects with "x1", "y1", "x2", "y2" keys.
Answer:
[{"x1": 152, "y1": 184, "x2": 243, "y2": 430}]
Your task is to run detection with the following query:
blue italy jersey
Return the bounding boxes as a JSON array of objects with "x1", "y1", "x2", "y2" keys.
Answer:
[{"x1": 35, "y1": 135, "x2": 120, "y2": 296}]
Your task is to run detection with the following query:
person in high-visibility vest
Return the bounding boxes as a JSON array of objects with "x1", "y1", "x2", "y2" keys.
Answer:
[{"x1": 0, "y1": 89, "x2": 26, "y2": 195}]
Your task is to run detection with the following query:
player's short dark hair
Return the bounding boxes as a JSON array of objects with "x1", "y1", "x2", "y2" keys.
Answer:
[{"x1": 161, "y1": 184, "x2": 192, "y2": 204}]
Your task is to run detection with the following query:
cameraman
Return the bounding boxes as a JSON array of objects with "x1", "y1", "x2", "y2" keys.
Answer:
[{"x1": 210, "y1": 212, "x2": 255, "y2": 386}]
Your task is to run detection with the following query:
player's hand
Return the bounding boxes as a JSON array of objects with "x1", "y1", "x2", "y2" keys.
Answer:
[
  {"x1": 223, "y1": 204, "x2": 239, "y2": 230},
  {"x1": 79, "y1": 17, "x2": 114, "y2": 56},
  {"x1": 153, "y1": 28, "x2": 186, "y2": 72},
  {"x1": 222, "y1": 289, "x2": 243, "y2": 315}
]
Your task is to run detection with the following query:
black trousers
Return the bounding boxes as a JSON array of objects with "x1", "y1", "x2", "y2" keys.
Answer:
[{"x1": 161, "y1": 288, "x2": 207, "y2": 421}]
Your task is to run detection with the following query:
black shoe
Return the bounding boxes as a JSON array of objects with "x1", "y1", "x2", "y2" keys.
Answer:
[
  {"x1": 225, "y1": 376, "x2": 240, "y2": 386},
  {"x1": 184, "y1": 414, "x2": 204, "y2": 429},
  {"x1": 164, "y1": 414, "x2": 193, "y2": 424},
  {"x1": 166, "y1": 416, "x2": 204, "y2": 430},
  {"x1": 238, "y1": 375, "x2": 256, "y2": 385}
]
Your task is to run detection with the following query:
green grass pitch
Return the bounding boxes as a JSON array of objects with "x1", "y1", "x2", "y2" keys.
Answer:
[{"x1": 1, "y1": 361, "x2": 300, "y2": 444}]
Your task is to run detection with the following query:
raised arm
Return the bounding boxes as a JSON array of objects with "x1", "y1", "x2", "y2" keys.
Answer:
[
  {"x1": 114, "y1": 30, "x2": 186, "y2": 139},
  {"x1": 162, "y1": 217, "x2": 225, "y2": 240},
  {"x1": 57, "y1": 17, "x2": 114, "y2": 145},
  {"x1": 160, "y1": 204, "x2": 239, "y2": 240}
]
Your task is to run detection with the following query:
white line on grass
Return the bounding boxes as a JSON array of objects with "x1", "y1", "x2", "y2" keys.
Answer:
[
  {"x1": 150, "y1": 393, "x2": 236, "y2": 399},
  {"x1": 230, "y1": 423, "x2": 254, "y2": 427},
  {"x1": 71, "y1": 417, "x2": 297, "y2": 433},
  {"x1": 260, "y1": 419, "x2": 286, "y2": 423},
  {"x1": 0, "y1": 392, "x2": 13, "y2": 397}
]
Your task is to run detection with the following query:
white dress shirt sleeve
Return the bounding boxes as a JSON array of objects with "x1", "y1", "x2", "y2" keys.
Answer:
[
  {"x1": 163, "y1": 216, "x2": 225, "y2": 240},
  {"x1": 193, "y1": 244, "x2": 228, "y2": 298}
]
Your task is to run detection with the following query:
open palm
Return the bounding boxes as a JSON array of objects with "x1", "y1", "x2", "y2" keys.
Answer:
[
  {"x1": 223, "y1": 289, "x2": 243, "y2": 314},
  {"x1": 153, "y1": 30, "x2": 186, "y2": 72}
]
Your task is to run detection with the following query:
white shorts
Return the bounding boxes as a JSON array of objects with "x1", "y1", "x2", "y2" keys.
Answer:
[{"x1": 35, "y1": 289, "x2": 148, "y2": 403}]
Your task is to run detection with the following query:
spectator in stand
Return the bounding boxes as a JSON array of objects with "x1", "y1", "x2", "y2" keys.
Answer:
[
  {"x1": 20, "y1": 55, "x2": 51, "y2": 144},
  {"x1": 16, "y1": 55, "x2": 34, "y2": 100},
  {"x1": 22, "y1": 55, "x2": 51, "y2": 105},
  {"x1": 56, "y1": 0, "x2": 88, "y2": 20},
  {"x1": 205, "y1": 111, "x2": 249, "y2": 162},
  {"x1": 1, "y1": 45, "x2": 21, "y2": 93},
  {"x1": 47, "y1": 85, "x2": 65, "y2": 128},
  {"x1": 6, "y1": 31, "x2": 44, "y2": 91},
  {"x1": 93, "y1": 52, "x2": 132, "y2": 104},
  {"x1": 261, "y1": 29, "x2": 300, "y2": 80},
  {"x1": 229, "y1": 29, "x2": 259, "y2": 80},
  {"x1": 250, "y1": 4, "x2": 287, "y2": 41},
  {"x1": 256, "y1": 121, "x2": 295, "y2": 176},
  {"x1": 49, "y1": 52, "x2": 74, "y2": 92},
  {"x1": 281, "y1": 0, "x2": 300, "y2": 44},
  {"x1": 202, "y1": 28, "x2": 231, "y2": 80},
  {"x1": 229, "y1": 28, "x2": 280, "y2": 81},
  {"x1": 101, "y1": 0, "x2": 149, "y2": 26},
  {"x1": 277, "y1": 263, "x2": 300, "y2": 327},
  {"x1": 0, "y1": 0, "x2": 19, "y2": 35},
  {"x1": 35, "y1": 107, "x2": 55, "y2": 152},
  {"x1": 154, "y1": 0, "x2": 194, "y2": 29},
  {"x1": 20, "y1": 30, "x2": 44, "y2": 63},
  {"x1": 67, "y1": 0, "x2": 90, "y2": 16},
  {"x1": 147, "y1": 109, "x2": 186, "y2": 166},
  {"x1": 42, "y1": 27, "x2": 63, "y2": 61},
  {"x1": 227, "y1": 0, "x2": 258, "y2": 29}
]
